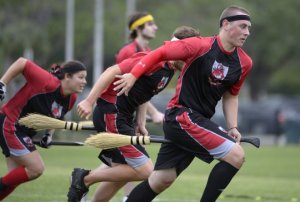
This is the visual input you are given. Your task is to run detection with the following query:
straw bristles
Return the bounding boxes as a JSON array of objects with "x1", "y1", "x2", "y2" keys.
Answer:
[
  {"x1": 84, "y1": 132, "x2": 151, "y2": 149},
  {"x1": 18, "y1": 113, "x2": 82, "y2": 131}
]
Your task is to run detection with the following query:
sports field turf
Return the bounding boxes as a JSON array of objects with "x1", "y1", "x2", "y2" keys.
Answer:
[{"x1": 1, "y1": 143, "x2": 299, "y2": 202}]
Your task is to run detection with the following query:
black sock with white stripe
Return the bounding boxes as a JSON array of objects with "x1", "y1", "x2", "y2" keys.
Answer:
[{"x1": 200, "y1": 161, "x2": 239, "y2": 202}]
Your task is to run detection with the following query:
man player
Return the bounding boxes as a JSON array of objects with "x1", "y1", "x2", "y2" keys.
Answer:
[{"x1": 114, "y1": 5, "x2": 253, "y2": 202}]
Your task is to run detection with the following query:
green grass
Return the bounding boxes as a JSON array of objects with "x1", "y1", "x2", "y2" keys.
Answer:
[{"x1": 1, "y1": 144, "x2": 300, "y2": 202}]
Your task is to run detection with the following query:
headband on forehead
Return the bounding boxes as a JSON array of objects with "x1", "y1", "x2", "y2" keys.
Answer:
[
  {"x1": 62, "y1": 65, "x2": 86, "y2": 74},
  {"x1": 130, "y1": 15, "x2": 154, "y2": 31},
  {"x1": 219, "y1": 15, "x2": 251, "y2": 27}
]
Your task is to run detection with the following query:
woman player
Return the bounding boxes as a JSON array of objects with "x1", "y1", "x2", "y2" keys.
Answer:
[{"x1": 0, "y1": 57, "x2": 87, "y2": 200}]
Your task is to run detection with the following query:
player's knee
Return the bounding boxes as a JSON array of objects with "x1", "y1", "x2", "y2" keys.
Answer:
[
  {"x1": 136, "y1": 160, "x2": 153, "y2": 179},
  {"x1": 149, "y1": 169, "x2": 176, "y2": 192},
  {"x1": 27, "y1": 164, "x2": 45, "y2": 179},
  {"x1": 222, "y1": 144, "x2": 245, "y2": 169},
  {"x1": 137, "y1": 165, "x2": 153, "y2": 179},
  {"x1": 230, "y1": 144, "x2": 245, "y2": 168}
]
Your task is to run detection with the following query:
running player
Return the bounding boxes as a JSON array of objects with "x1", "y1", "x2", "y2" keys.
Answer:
[
  {"x1": 0, "y1": 57, "x2": 87, "y2": 200},
  {"x1": 114, "y1": 5, "x2": 253, "y2": 202},
  {"x1": 67, "y1": 26, "x2": 200, "y2": 202},
  {"x1": 116, "y1": 11, "x2": 163, "y2": 124},
  {"x1": 92, "y1": 11, "x2": 159, "y2": 202}
]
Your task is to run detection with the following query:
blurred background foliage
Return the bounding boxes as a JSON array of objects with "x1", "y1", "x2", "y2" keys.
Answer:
[{"x1": 0, "y1": 0, "x2": 300, "y2": 100}]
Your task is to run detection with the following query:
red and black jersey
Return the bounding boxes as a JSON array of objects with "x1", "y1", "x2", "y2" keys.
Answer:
[
  {"x1": 102, "y1": 52, "x2": 175, "y2": 115},
  {"x1": 0, "y1": 60, "x2": 77, "y2": 136},
  {"x1": 130, "y1": 36, "x2": 252, "y2": 119},
  {"x1": 115, "y1": 40, "x2": 151, "y2": 64},
  {"x1": 167, "y1": 36, "x2": 252, "y2": 118}
]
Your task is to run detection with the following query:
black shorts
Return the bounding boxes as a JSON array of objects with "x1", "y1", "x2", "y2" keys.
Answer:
[
  {"x1": 154, "y1": 107, "x2": 235, "y2": 175},
  {"x1": 93, "y1": 99, "x2": 150, "y2": 167},
  {"x1": 0, "y1": 113, "x2": 36, "y2": 157}
]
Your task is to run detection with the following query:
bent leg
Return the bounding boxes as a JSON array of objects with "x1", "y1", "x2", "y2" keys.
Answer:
[
  {"x1": 0, "y1": 151, "x2": 44, "y2": 200},
  {"x1": 200, "y1": 143, "x2": 245, "y2": 202},
  {"x1": 91, "y1": 181, "x2": 126, "y2": 202},
  {"x1": 126, "y1": 168, "x2": 177, "y2": 202},
  {"x1": 85, "y1": 159, "x2": 153, "y2": 187}
]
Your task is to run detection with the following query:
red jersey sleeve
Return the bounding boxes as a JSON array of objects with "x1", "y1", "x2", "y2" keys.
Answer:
[
  {"x1": 130, "y1": 37, "x2": 206, "y2": 78},
  {"x1": 229, "y1": 49, "x2": 253, "y2": 95},
  {"x1": 23, "y1": 60, "x2": 55, "y2": 89},
  {"x1": 118, "y1": 52, "x2": 147, "y2": 74}
]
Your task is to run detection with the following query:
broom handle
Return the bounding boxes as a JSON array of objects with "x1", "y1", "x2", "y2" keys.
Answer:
[
  {"x1": 64, "y1": 122, "x2": 95, "y2": 131},
  {"x1": 81, "y1": 125, "x2": 96, "y2": 130},
  {"x1": 147, "y1": 135, "x2": 260, "y2": 148}
]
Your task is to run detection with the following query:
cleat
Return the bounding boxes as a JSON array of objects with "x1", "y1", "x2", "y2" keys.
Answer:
[{"x1": 67, "y1": 168, "x2": 90, "y2": 202}]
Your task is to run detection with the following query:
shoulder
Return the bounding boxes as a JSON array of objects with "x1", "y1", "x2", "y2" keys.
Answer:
[
  {"x1": 174, "y1": 36, "x2": 215, "y2": 55},
  {"x1": 237, "y1": 48, "x2": 253, "y2": 69}
]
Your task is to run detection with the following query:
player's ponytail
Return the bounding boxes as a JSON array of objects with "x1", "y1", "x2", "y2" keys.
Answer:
[{"x1": 50, "y1": 61, "x2": 86, "y2": 80}]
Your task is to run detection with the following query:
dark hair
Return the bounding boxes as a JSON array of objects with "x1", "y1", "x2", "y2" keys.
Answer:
[
  {"x1": 172, "y1": 26, "x2": 200, "y2": 39},
  {"x1": 50, "y1": 60, "x2": 86, "y2": 80},
  {"x1": 128, "y1": 11, "x2": 150, "y2": 40}
]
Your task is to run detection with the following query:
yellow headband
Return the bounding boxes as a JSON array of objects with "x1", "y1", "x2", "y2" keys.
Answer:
[{"x1": 130, "y1": 15, "x2": 154, "y2": 31}]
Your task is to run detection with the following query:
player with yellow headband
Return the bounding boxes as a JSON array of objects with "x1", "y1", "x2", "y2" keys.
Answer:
[
  {"x1": 116, "y1": 11, "x2": 158, "y2": 63},
  {"x1": 91, "y1": 11, "x2": 160, "y2": 202}
]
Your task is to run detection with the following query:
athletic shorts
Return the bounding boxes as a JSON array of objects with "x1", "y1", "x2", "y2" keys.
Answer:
[
  {"x1": 0, "y1": 113, "x2": 36, "y2": 157},
  {"x1": 93, "y1": 99, "x2": 150, "y2": 168},
  {"x1": 154, "y1": 107, "x2": 235, "y2": 175}
]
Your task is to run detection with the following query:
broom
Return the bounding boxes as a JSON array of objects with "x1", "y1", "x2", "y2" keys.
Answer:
[
  {"x1": 84, "y1": 132, "x2": 260, "y2": 149},
  {"x1": 19, "y1": 114, "x2": 158, "y2": 132},
  {"x1": 84, "y1": 132, "x2": 171, "y2": 149},
  {"x1": 19, "y1": 114, "x2": 260, "y2": 148},
  {"x1": 18, "y1": 113, "x2": 95, "y2": 131}
]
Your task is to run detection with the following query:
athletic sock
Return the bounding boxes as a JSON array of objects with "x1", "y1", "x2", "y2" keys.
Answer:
[
  {"x1": 0, "y1": 186, "x2": 16, "y2": 200},
  {"x1": 0, "y1": 166, "x2": 29, "y2": 200},
  {"x1": 2, "y1": 166, "x2": 29, "y2": 187},
  {"x1": 126, "y1": 180, "x2": 158, "y2": 202},
  {"x1": 200, "y1": 161, "x2": 239, "y2": 202}
]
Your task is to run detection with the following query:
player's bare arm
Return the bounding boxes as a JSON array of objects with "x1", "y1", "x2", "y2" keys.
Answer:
[
  {"x1": 77, "y1": 64, "x2": 121, "y2": 119},
  {"x1": 135, "y1": 102, "x2": 149, "y2": 136},
  {"x1": 222, "y1": 91, "x2": 241, "y2": 142}
]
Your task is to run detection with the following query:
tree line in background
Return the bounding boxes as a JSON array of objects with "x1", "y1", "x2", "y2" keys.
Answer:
[{"x1": 0, "y1": 0, "x2": 300, "y2": 100}]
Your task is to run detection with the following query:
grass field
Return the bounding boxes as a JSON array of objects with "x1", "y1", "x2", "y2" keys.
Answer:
[{"x1": 1, "y1": 143, "x2": 300, "y2": 202}]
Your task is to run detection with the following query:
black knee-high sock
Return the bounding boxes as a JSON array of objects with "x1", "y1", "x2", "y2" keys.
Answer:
[
  {"x1": 126, "y1": 180, "x2": 158, "y2": 202},
  {"x1": 200, "y1": 161, "x2": 239, "y2": 202}
]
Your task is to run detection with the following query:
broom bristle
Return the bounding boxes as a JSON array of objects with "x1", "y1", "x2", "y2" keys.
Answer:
[
  {"x1": 18, "y1": 113, "x2": 66, "y2": 131},
  {"x1": 84, "y1": 132, "x2": 151, "y2": 149}
]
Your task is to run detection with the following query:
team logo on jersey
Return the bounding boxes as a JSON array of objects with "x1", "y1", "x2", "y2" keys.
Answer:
[
  {"x1": 51, "y1": 101, "x2": 63, "y2": 118},
  {"x1": 154, "y1": 76, "x2": 169, "y2": 93},
  {"x1": 23, "y1": 137, "x2": 34, "y2": 147},
  {"x1": 209, "y1": 61, "x2": 229, "y2": 85}
]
